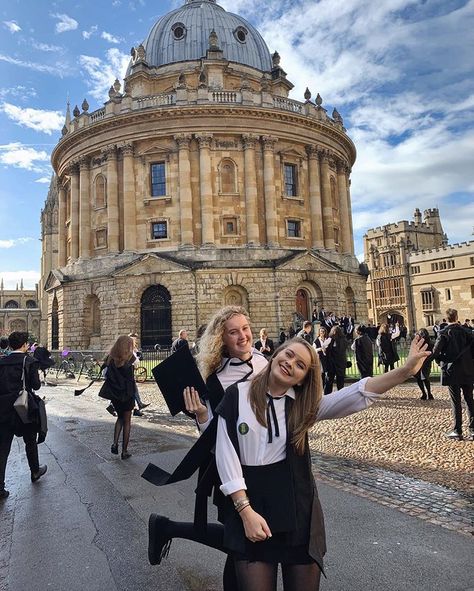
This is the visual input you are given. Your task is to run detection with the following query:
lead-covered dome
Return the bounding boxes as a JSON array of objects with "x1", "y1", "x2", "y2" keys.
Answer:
[{"x1": 139, "y1": 0, "x2": 272, "y2": 72}]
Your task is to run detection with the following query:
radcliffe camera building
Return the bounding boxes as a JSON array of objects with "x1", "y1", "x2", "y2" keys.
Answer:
[
  {"x1": 365, "y1": 208, "x2": 474, "y2": 332},
  {"x1": 40, "y1": 0, "x2": 366, "y2": 349}
]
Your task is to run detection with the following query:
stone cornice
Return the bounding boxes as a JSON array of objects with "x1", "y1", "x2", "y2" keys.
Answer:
[{"x1": 52, "y1": 105, "x2": 356, "y2": 173}]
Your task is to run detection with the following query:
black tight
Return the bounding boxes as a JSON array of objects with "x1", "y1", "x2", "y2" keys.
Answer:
[
  {"x1": 234, "y1": 560, "x2": 321, "y2": 591},
  {"x1": 416, "y1": 376, "x2": 432, "y2": 398},
  {"x1": 113, "y1": 410, "x2": 132, "y2": 451}
]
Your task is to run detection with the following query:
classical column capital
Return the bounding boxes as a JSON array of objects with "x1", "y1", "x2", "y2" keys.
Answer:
[
  {"x1": 65, "y1": 161, "x2": 79, "y2": 176},
  {"x1": 78, "y1": 156, "x2": 90, "y2": 171},
  {"x1": 305, "y1": 145, "x2": 320, "y2": 159},
  {"x1": 261, "y1": 135, "x2": 277, "y2": 151},
  {"x1": 103, "y1": 144, "x2": 118, "y2": 159},
  {"x1": 242, "y1": 133, "x2": 259, "y2": 149},
  {"x1": 175, "y1": 133, "x2": 192, "y2": 148},
  {"x1": 120, "y1": 142, "x2": 134, "y2": 156},
  {"x1": 336, "y1": 157, "x2": 350, "y2": 174},
  {"x1": 195, "y1": 133, "x2": 213, "y2": 148}
]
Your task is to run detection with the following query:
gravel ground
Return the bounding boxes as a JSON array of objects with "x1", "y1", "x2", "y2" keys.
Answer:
[{"x1": 128, "y1": 380, "x2": 474, "y2": 496}]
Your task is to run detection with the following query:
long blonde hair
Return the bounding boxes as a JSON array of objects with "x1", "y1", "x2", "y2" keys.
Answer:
[
  {"x1": 196, "y1": 305, "x2": 251, "y2": 380},
  {"x1": 249, "y1": 338, "x2": 322, "y2": 455},
  {"x1": 108, "y1": 335, "x2": 134, "y2": 367}
]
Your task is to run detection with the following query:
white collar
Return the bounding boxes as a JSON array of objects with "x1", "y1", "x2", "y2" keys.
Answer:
[{"x1": 267, "y1": 386, "x2": 296, "y2": 400}]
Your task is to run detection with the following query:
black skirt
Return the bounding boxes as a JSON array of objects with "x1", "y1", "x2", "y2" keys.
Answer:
[{"x1": 112, "y1": 396, "x2": 134, "y2": 415}]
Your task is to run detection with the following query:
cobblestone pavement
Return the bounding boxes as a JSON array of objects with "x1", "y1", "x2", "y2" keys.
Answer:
[
  {"x1": 50, "y1": 376, "x2": 474, "y2": 540},
  {"x1": 312, "y1": 454, "x2": 473, "y2": 538}
]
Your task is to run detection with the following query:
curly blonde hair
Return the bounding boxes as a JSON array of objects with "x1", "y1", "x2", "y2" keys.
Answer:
[{"x1": 196, "y1": 305, "x2": 251, "y2": 380}]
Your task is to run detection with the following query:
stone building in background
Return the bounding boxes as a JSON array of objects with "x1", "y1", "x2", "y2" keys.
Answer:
[
  {"x1": 365, "y1": 208, "x2": 473, "y2": 331},
  {"x1": 40, "y1": 0, "x2": 367, "y2": 350},
  {"x1": 0, "y1": 279, "x2": 41, "y2": 339}
]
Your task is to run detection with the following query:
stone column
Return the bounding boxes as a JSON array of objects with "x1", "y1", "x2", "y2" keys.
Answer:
[
  {"x1": 196, "y1": 133, "x2": 214, "y2": 245},
  {"x1": 105, "y1": 145, "x2": 119, "y2": 253},
  {"x1": 79, "y1": 157, "x2": 91, "y2": 259},
  {"x1": 121, "y1": 143, "x2": 137, "y2": 251},
  {"x1": 337, "y1": 159, "x2": 352, "y2": 254},
  {"x1": 242, "y1": 134, "x2": 260, "y2": 246},
  {"x1": 175, "y1": 134, "x2": 194, "y2": 247},
  {"x1": 306, "y1": 146, "x2": 324, "y2": 249},
  {"x1": 69, "y1": 163, "x2": 80, "y2": 261},
  {"x1": 320, "y1": 150, "x2": 335, "y2": 250},
  {"x1": 262, "y1": 136, "x2": 278, "y2": 246},
  {"x1": 57, "y1": 180, "x2": 67, "y2": 266}
]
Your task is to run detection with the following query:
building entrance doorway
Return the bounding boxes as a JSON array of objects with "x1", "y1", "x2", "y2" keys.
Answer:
[{"x1": 140, "y1": 285, "x2": 172, "y2": 349}]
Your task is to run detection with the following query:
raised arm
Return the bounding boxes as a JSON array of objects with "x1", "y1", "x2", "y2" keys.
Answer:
[{"x1": 366, "y1": 335, "x2": 429, "y2": 394}]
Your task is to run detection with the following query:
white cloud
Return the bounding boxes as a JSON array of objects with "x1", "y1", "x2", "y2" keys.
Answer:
[
  {"x1": 82, "y1": 25, "x2": 98, "y2": 40},
  {"x1": 31, "y1": 41, "x2": 62, "y2": 52},
  {"x1": 0, "y1": 54, "x2": 65, "y2": 76},
  {"x1": 0, "y1": 143, "x2": 50, "y2": 172},
  {"x1": 51, "y1": 13, "x2": 78, "y2": 34},
  {"x1": 0, "y1": 86, "x2": 37, "y2": 100},
  {"x1": 101, "y1": 31, "x2": 122, "y2": 44},
  {"x1": 3, "y1": 20, "x2": 21, "y2": 33},
  {"x1": 0, "y1": 271, "x2": 40, "y2": 290},
  {"x1": 79, "y1": 48, "x2": 130, "y2": 101},
  {"x1": 35, "y1": 177, "x2": 52, "y2": 184},
  {"x1": 1, "y1": 103, "x2": 64, "y2": 135},
  {"x1": 0, "y1": 238, "x2": 34, "y2": 249}
]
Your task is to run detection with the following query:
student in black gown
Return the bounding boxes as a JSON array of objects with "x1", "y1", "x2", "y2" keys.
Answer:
[{"x1": 215, "y1": 335, "x2": 430, "y2": 590}]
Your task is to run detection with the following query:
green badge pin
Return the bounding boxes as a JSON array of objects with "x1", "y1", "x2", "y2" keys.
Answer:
[{"x1": 238, "y1": 422, "x2": 249, "y2": 435}]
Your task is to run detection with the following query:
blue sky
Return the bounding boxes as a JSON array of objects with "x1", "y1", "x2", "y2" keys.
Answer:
[{"x1": 1, "y1": 0, "x2": 473, "y2": 289}]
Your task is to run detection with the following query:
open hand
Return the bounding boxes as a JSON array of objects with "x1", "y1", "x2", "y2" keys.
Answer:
[
  {"x1": 183, "y1": 386, "x2": 208, "y2": 423},
  {"x1": 404, "y1": 335, "x2": 431, "y2": 376}
]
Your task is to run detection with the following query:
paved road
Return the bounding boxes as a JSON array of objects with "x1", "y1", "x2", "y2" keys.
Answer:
[{"x1": 0, "y1": 385, "x2": 473, "y2": 591}]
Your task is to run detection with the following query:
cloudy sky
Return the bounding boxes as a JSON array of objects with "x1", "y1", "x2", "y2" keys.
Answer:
[{"x1": 1, "y1": 0, "x2": 473, "y2": 289}]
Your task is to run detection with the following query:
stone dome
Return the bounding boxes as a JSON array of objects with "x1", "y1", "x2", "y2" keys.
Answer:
[{"x1": 138, "y1": 0, "x2": 272, "y2": 72}]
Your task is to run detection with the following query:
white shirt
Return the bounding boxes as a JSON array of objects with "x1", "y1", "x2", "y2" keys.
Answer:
[
  {"x1": 198, "y1": 349, "x2": 268, "y2": 431},
  {"x1": 313, "y1": 337, "x2": 331, "y2": 354},
  {"x1": 217, "y1": 377, "x2": 379, "y2": 496}
]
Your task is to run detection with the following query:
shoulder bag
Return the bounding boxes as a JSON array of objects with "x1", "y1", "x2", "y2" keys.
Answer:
[{"x1": 13, "y1": 356, "x2": 31, "y2": 423}]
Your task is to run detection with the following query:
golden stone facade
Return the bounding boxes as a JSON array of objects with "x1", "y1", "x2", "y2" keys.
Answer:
[
  {"x1": 40, "y1": 0, "x2": 367, "y2": 349},
  {"x1": 0, "y1": 280, "x2": 40, "y2": 339},
  {"x1": 365, "y1": 208, "x2": 473, "y2": 331}
]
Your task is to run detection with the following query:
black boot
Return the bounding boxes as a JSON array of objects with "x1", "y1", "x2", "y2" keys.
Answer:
[
  {"x1": 31, "y1": 465, "x2": 47, "y2": 482},
  {"x1": 148, "y1": 514, "x2": 172, "y2": 565}
]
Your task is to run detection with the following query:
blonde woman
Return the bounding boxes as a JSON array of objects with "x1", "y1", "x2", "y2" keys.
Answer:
[
  {"x1": 148, "y1": 306, "x2": 267, "y2": 591},
  {"x1": 99, "y1": 335, "x2": 136, "y2": 459},
  {"x1": 215, "y1": 336, "x2": 429, "y2": 590}
]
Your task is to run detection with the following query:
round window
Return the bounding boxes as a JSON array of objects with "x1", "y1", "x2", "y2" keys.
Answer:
[
  {"x1": 172, "y1": 23, "x2": 186, "y2": 40},
  {"x1": 234, "y1": 26, "x2": 248, "y2": 43}
]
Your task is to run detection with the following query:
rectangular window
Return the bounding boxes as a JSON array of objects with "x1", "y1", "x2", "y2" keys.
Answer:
[
  {"x1": 151, "y1": 221, "x2": 168, "y2": 240},
  {"x1": 471, "y1": 285, "x2": 474, "y2": 298},
  {"x1": 333, "y1": 227, "x2": 339, "y2": 245},
  {"x1": 431, "y1": 262, "x2": 438, "y2": 272},
  {"x1": 284, "y1": 163, "x2": 297, "y2": 197},
  {"x1": 222, "y1": 217, "x2": 238, "y2": 236},
  {"x1": 425, "y1": 314, "x2": 434, "y2": 326},
  {"x1": 470, "y1": 257, "x2": 474, "y2": 266},
  {"x1": 150, "y1": 162, "x2": 166, "y2": 197},
  {"x1": 95, "y1": 228, "x2": 107, "y2": 248},
  {"x1": 287, "y1": 219, "x2": 301, "y2": 238},
  {"x1": 411, "y1": 265, "x2": 420, "y2": 274},
  {"x1": 445, "y1": 288, "x2": 451, "y2": 301}
]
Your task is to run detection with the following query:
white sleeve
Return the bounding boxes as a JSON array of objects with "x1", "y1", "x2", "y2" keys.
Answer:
[
  {"x1": 316, "y1": 377, "x2": 382, "y2": 421},
  {"x1": 350, "y1": 340, "x2": 356, "y2": 351},
  {"x1": 196, "y1": 400, "x2": 213, "y2": 432},
  {"x1": 216, "y1": 415, "x2": 247, "y2": 496},
  {"x1": 391, "y1": 326, "x2": 400, "y2": 340}
]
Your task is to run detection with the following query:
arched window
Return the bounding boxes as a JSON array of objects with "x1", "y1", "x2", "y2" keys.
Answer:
[
  {"x1": 51, "y1": 297, "x2": 59, "y2": 349},
  {"x1": 94, "y1": 174, "x2": 107, "y2": 208},
  {"x1": 5, "y1": 300, "x2": 19, "y2": 309},
  {"x1": 219, "y1": 159, "x2": 237, "y2": 194},
  {"x1": 84, "y1": 295, "x2": 101, "y2": 342},
  {"x1": 9, "y1": 319, "x2": 26, "y2": 332},
  {"x1": 223, "y1": 285, "x2": 249, "y2": 310},
  {"x1": 140, "y1": 285, "x2": 172, "y2": 349},
  {"x1": 345, "y1": 286, "x2": 355, "y2": 317},
  {"x1": 26, "y1": 300, "x2": 37, "y2": 308}
]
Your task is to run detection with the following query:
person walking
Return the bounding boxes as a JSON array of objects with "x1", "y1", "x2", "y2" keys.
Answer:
[
  {"x1": 351, "y1": 325, "x2": 374, "y2": 378},
  {"x1": 33, "y1": 343, "x2": 55, "y2": 384},
  {"x1": 414, "y1": 328, "x2": 434, "y2": 400},
  {"x1": 171, "y1": 329, "x2": 189, "y2": 353},
  {"x1": 99, "y1": 335, "x2": 136, "y2": 459},
  {"x1": 324, "y1": 325, "x2": 348, "y2": 394},
  {"x1": 313, "y1": 326, "x2": 331, "y2": 387},
  {"x1": 0, "y1": 332, "x2": 47, "y2": 500},
  {"x1": 255, "y1": 328, "x2": 275, "y2": 359},
  {"x1": 212, "y1": 335, "x2": 430, "y2": 590},
  {"x1": 432, "y1": 308, "x2": 474, "y2": 440},
  {"x1": 376, "y1": 323, "x2": 400, "y2": 372}
]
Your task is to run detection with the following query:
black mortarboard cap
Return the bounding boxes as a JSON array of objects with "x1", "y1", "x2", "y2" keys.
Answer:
[{"x1": 151, "y1": 345, "x2": 208, "y2": 416}]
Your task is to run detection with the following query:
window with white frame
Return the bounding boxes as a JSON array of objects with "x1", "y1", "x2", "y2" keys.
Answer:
[
  {"x1": 287, "y1": 219, "x2": 301, "y2": 238},
  {"x1": 151, "y1": 220, "x2": 168, "y2": 240},
  {"x1": 283, "y1": 163, "x2": 298, "y2": 197},
  {"x1": 150, "y1": 162, "x2": 166, "y2": 197}
]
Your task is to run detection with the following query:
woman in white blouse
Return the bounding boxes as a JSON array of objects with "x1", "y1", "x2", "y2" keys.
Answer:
[{"x1": 215, "y1": 335, "x2": 430, "y2": 590}]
